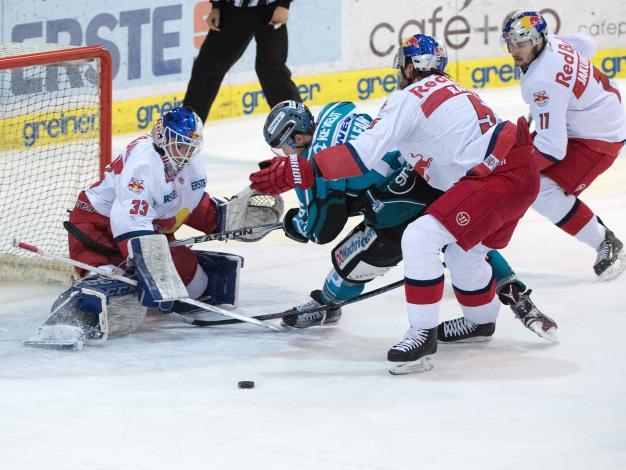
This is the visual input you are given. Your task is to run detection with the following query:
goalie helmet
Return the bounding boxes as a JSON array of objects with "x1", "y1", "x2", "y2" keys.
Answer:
[
  {"x1": 502, "y1": 11, "x2": 548, "y2": 47},
  {"x1": 263, "y1": 100, "x2": 315, "y2": 156},
  {"x1": 393, "y1": 34, "x2": 448, "y2": 74},
  {"x1": 152, "y1": 107, "x2": 204, "y2": 170}
]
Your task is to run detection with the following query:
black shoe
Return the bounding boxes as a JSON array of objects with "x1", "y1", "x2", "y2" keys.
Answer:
[
  {"x1": 281, "y1": 290, "x2": 342, "y2": 328},
  {"x1": 437, "y1": 318, "x2": 495, "y2": 343},
  {"x1": 388, "y1": 327, "x2": 437, "y2": 374},
  {"x1": 594, "y1": 228, "x2": 625, "y2": 280},
  {"x1": 498, "y1": 284, "x2": 559, "y2": 343}
]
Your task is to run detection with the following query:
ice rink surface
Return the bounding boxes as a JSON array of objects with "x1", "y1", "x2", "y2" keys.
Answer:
[{"x1": 1, "y1": 82, "x2": 626, "y2": 470}]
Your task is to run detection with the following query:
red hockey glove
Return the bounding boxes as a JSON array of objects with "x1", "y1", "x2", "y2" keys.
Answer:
[{"x1": 249, "y1": 155, "x2": 314, "y2": 195}]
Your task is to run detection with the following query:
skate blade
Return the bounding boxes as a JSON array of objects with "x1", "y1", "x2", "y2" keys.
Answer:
[
  {"x1": 388, "y1": 355, "x2": 434, "y2": 375},
  {"x1": 23, "y1": 325, "x2": 85, "y2": 351},
  {"x1": 529, "y1": 323, "x2": 559, "y2": 344},
  {"x1": 23, "y1": 338, "x2": 84, "y2": 351},
  {"x1": 438, "y1": 336, "x2": 493, "y2": 344},
  {"x1": 598, "y1": 252, "x2": 625, "y2": 282}
]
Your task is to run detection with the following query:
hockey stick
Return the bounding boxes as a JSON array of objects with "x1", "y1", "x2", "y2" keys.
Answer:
[
  {"x1": 168, "y1": 222, "x2": 283, "y2": 247},
  {"x1": 64, "y1": 220, "x2": 283, "y2": 250},
  {"x1": 173, "y1": 279, "x2": 405, "y2": 327},
  {"x1": 13, "y1": 241, "x2": 282, "y2": 331}
]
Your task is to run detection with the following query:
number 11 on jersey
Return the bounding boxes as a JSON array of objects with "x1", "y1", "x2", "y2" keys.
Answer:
[{"x1": 539, "y1": 112, "x2": 550, "y2": 130}]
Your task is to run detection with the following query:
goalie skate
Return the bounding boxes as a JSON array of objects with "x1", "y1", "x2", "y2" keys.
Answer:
[{"x1": 24, "y1": 325, "x2": 86, "y2": 351}]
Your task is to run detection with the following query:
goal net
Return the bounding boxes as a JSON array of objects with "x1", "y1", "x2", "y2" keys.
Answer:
[{"x1": 0, "y1": 43, "x2": 112, "y2": 284}]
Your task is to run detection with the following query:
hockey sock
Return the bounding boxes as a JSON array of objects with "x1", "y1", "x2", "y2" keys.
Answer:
[
  {"x1": 453, "y1": 276, "x2": 499, "y2": 324},
  {"x1": 487, "y1": 250, "x2": 527, "y2": 292},
  {"x1": 186, "y1": 263, "x2": 209, "y2": 299},
  {"x1": 555, "y1": 198, "x2": 604, "y2": 248},
  {"x1": 321, "y1": 269, "x2": 365, "y2": 304},
  {"x1": 405, "y1": 276, "x2": 444, "y2": 330}
]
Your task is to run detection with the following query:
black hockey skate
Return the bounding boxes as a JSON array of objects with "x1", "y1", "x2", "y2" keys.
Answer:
[
  {"x1": 498, "y1": 283, "x2": 558, "y2": 343},
  {"x1": 437, "y1": 317, "x2": 495, "y2": 343},
  {"x1": 281, "y1": 290, "x2": 342, "y2": 328},
  {"x1": 594, "y1": 228, "x2": 625, "y2": 281},
  {"x1": 388, "y1": 327, "x2": 437, "y2": 375}
]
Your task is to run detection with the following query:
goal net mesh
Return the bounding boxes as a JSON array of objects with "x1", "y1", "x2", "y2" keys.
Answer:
[{"x1": 0, "y1": 43, "x2": 110, "y2": 283}]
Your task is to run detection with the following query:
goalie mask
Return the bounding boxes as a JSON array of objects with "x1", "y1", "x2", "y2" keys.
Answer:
[
  {"x1": 263, "y1": 100, "x2": 315, "y2": 156},
  {"x1": 152, "y1": 107, "x2": 204, "y2": 171}
]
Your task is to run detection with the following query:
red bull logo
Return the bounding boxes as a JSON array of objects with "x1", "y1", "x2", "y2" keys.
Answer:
[
  {"x1": 520, "y1": 15, "x2": 540, "y2": 30},
  {"x1": 403, "y1": 36, "x2": 421, "y2": 48},
  {"x1": 128, "y1": 178, "x2": 145, "y2": 194},
  {"x1": 533, "y1": 90, "x2": 550, "y2": 107},
  {"x1": 411, "y1": 153, "x2": 432, "y2": 181}
]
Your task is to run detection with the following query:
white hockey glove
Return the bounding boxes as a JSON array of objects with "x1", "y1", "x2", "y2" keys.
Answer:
[{"x1": 218, "y1": 187, "x2": 284, "y2": 242}]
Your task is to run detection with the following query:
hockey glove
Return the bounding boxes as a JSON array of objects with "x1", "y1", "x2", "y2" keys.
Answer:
[
  {"x1": 282, "y1": 207, "x2": 309, "y2": 243},
  {"x1": 249, "y1": 155, "x2": 314, "y2": 195}
]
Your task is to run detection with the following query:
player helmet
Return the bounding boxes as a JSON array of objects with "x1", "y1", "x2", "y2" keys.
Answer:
[
  {"x1": 263, "y1": 100, "x2": 315, "y2": 156},
  {"x1": 502, "y1": 11, "x2": 548, "y2": 48},
  {"x1": 393, "y1": 34, "x2": 448, "y2": 75},
  {"x1": 152, "y1": 107, "x2": 204, "y2": 170}
]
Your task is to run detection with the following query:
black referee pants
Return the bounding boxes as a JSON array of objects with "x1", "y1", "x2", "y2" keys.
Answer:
[{"x1": 183, "y1": 2, "x2": 301, "y2": 122}]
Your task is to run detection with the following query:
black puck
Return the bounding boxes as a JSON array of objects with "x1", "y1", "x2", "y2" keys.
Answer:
[{"x1": 238, "y1": 380, "x2": 255, "y2": 389}]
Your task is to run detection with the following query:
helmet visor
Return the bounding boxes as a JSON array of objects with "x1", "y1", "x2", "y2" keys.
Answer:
[
  {"x1": 392, "y1": 47, "x2": 404, "y2": 69},
  {"x1": 268, "y1": 121, "x2": 299, "y2": 156}
]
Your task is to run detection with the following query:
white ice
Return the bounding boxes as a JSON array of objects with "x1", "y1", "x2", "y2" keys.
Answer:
[{"x1": 1, "y1": 82, "x2": 626, "y2": 470}]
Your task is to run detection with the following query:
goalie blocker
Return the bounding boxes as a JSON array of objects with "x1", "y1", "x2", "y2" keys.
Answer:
[{"x1": 25, "y1": 234, "x2": 244, "y2": 349}]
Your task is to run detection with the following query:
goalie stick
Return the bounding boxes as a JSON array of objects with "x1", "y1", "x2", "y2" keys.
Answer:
[
  {"x1": 64, "y1": 220, "x2": 283, "y2": 252},
  {"x1": 170, "y1": 279, "x2": 405, "y2": 327},
  {"x1": 168, "y1": 222, "x2": 282, "y2": 247},
  {"x1": 13, "y1": 241, "x2": 283, "y2": 332}
]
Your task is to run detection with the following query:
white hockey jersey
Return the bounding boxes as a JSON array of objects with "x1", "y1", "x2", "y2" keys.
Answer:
[
  {"x1": 348, "y1": 75, "x2": 507, "y2": 191},
  {"x1": 85, "y1": 135, "x2": 210, "y2": 240},
  {"x1": 521, "y1": 33, "x2": 626, "y2": 160}
]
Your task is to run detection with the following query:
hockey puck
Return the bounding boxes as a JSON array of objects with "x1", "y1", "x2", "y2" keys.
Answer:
[{"x1": 238, "y1": 381, "x2": 255, "y2": 389}]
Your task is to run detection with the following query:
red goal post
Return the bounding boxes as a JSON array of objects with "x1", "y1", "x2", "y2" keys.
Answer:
[{"x1": 0, "y1": 44, "x2": 112, "y2": 283}]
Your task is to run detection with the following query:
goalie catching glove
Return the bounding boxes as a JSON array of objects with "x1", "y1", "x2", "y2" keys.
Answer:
[
  {"x1": 249, "y1": 155, "x2": 314, "y2": 195},
  {"x1": 216, "y1": 187, "x2": 284, "y2": 241}
]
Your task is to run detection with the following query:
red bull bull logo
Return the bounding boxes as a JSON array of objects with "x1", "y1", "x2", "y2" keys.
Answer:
[
  {"x1": 520, "y1": 15, "x2": 540, "y2": 30},
  {"x1": 533, "y1": 90, "x2": 550, "y2": 107},
  {"x1": 403, "y1": 36, "x2": 421, "y2": 48},
  {"x1": 411, "y1": 153, "x2": 432, "y2": 181},
  {"x1": 128, "y1": 178, "x2": 145, "y2": 194}
]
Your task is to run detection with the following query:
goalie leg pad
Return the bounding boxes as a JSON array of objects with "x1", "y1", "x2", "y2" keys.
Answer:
[
  {"x1": 196, "y1": 251, "x2": 244, "y2": 306},
  {"x1": 128, "y1": 234, "x2": 188, "y2": 308},
  {"x1": 331, "y1": 222, "x2": 404, "y2": 283},
  {"x1": 25, "y1": 277, "x2": 148, "y2": 349}
]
